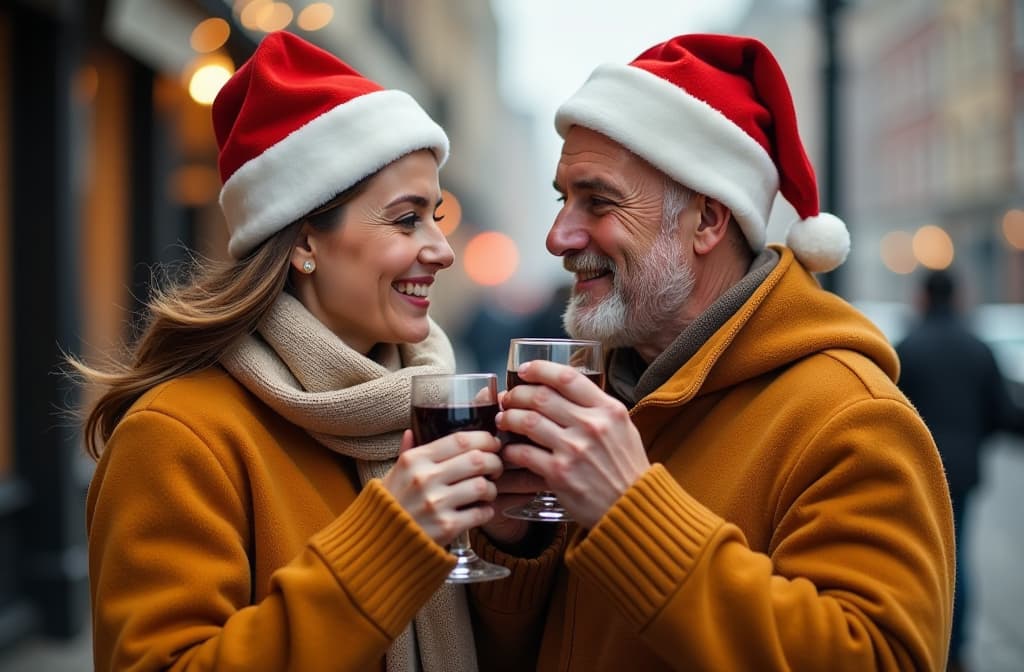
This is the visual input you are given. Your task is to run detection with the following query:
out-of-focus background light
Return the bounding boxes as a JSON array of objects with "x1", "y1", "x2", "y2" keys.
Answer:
[
  {"x1": 436, "y1": 190, "x2": 462, "y2": 237},
  {"x1": 297, "y1": 3, "x2": 334, "y2": 32},
  {"x1": 913, "y1": 225, "x2": 955, "y2": 270},
  {"x1": 464, "y1": 232, "x2": 519, "y2": 286},
  {"x1": 190, "y1": 17, "x2": 231, "y2": 53},
  {"x1": 880, "y1": 231, "x2": 917, "y2": 275},
  {"x1": 240, "y1": 1, "x2": 293, "y2": 33},
  {"x1": 1002, "y1": 209, "x2": 1024, "y2": 251},
  {"x1": 186, "y1": 57, "x2": 234, "y2": 106}
]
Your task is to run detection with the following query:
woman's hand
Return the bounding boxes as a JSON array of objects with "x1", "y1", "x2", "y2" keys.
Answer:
[{"x1": 382, "y1": 429, "x2": 503, "y2": 546}]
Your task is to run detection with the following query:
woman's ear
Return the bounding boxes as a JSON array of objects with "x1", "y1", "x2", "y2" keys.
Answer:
[
  {"x1": 291, "y1": 223, "x2": 316, "y2": 274},
  {"x1": 693, "y1": 196, "x2": 732, "y2": 256}
]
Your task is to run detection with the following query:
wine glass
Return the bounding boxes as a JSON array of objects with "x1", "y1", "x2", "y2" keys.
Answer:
[
  {"x1": 410, "y1": 373, "x2": 510, "y2": 583},
  {"x1": 502, "y1": 338, "x2": 605, "y2": 523}
]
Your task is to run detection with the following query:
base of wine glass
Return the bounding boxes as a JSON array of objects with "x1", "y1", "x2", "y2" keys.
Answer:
[
  {"x1": 503, "y1": 492, "x2": 573, "y2": 523},
  {"x1": 446, "y1": 547, "x2": 511, "y2": 584}
]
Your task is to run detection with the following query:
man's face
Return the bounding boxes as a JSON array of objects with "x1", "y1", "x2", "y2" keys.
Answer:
[{"x1": 549, "y1": 126, "x2": 695, "y2": 350}]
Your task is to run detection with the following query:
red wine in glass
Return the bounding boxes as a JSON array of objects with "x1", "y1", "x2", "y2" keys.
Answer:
[
  {"x1": 412, "y1": 403, "x2": 499, "y2": 442},
  {"x1": 409, "y1": 373, "x2": 509, "y2": 583}
]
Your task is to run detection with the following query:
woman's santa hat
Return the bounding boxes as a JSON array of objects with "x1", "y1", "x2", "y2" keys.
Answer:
[
  {"x1": 555, "y1": 34, "x2": 849, "y2": 273},
  {"x1": 213, "y1": 31, "x2": 449, "y2": 259}
]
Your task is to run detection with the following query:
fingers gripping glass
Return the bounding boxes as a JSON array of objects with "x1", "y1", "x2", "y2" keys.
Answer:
[
  {"x1": 503, "y1": 339, "x2": 604, "y2": 523},
  {"x1": 410, "y1": 373, "x2": 510, "y2": 583}
]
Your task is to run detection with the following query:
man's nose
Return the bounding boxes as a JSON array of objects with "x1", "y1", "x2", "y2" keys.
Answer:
[{"x1": 546, "y1": 209, "x2": 590, "y2": 256}]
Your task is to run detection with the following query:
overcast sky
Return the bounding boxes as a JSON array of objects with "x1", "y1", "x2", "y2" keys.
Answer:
[{"x1": 491, "y1": 0, "x2": 752, "y2": 139}]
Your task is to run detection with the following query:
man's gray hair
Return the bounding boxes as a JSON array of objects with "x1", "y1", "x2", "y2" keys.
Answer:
[{"x1": 662, "y1": 180, "x2": 693, "y2": 234}]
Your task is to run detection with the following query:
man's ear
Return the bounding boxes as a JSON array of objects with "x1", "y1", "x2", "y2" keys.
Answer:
[{"x1": 693, "y1": 196, "x2": 732, "y2": 256}]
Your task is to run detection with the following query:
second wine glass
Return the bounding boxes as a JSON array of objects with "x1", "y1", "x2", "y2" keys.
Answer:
[
  {"x1": 410, "y1": 373, "x2": 510, "y2": 583},
  {"x1": 502, "y1": 338, "x2": 605, "y2": 523}
]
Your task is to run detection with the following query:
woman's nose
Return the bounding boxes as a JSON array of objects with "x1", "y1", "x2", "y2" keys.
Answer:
[{"x1": 421, "y1": 225, "x2": 455, "y2": 269}]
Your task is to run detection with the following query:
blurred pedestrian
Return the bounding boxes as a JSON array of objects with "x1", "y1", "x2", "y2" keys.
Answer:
[
  {"x1": 70, "y1": 32, "x2": 502, "y2": 671},
  {"x1": 896, "y1": 268, "x2": 1024, "y2": 672},
  {"x1": 471, "y1": 33, "x2": 954, "y2": 670}
]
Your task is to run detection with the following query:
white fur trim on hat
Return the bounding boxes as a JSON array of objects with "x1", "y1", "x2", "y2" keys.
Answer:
[
  {"x1": 220, "y1": 89, "x2": 449, "y2": 259},
  {"x1": 555, "y1": 63, "x2": 779, "y2": 252},
  {"x1": 785, "y1": 212, "x2": 850, "y2": 273}
]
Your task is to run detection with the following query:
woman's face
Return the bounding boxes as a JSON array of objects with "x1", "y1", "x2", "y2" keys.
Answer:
[{"x1": 291, "y1": 150, "x2": 453, "y2": 353}]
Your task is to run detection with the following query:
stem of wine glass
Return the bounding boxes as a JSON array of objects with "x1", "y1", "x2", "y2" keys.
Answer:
[{"x1": 449, "y1": 530, "x2": 472, "y2": 556}]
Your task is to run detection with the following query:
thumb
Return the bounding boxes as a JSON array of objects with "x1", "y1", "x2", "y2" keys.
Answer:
[{"x1": 400, "y1": 428, "x2": 416, "y2": 453}]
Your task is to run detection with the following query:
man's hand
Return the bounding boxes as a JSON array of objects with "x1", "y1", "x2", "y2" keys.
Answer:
[{"x1": 497, "y1": 360, "x2": 650, "y2": 529}]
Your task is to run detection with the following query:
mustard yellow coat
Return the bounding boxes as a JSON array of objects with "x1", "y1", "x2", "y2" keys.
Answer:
[
  {"x1": 471, "y1": 247, "x2": 954, "y2": 671},
  {"x1": 86, "y1": 368, "x2": 459, "y2": 671}
]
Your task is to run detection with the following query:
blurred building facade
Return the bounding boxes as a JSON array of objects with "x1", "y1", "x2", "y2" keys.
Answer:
[
  {"x1": 737, "y1": 0, "x2": 1024, "y2": 303},
  {"x1": 0, "y1": 0, "x2": 532, "y2": 652}
]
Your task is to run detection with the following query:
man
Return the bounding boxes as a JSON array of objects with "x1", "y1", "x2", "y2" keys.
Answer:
[
  {"x1": 469, "y1": 34, "x2": 954, "y2": 671},
  {"x1": 896, "y1": 269, "x2": 1024, "y2": 671}
]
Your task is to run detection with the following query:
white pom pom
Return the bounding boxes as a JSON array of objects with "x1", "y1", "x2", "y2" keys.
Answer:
[{"x1": 785, "y1": 212, "x2": 850, "y2": 273}]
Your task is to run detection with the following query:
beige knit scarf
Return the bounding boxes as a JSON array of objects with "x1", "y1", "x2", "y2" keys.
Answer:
[{"x1": 221, "y1": 292, "x2": 478, "y2": 672}]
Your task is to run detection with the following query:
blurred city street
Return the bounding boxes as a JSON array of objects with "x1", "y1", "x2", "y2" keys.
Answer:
[{"x1": 965, "y1": 437, "x2": 1024, "y2": 672}]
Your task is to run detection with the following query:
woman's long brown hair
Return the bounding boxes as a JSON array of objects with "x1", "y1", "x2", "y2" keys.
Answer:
[{"x1": 70, "y1": 180, "x2": 368, "y2": 460}]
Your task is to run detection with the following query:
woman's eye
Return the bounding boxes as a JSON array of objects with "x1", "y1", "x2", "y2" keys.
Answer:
[
  {"x1": 555, "y1": 194, "x2": 567, "y2": 204},
  {"x1": 432, "y1": 210, "x2": 445, "y2": 223},
  {"x1": 395, "y1": 214, "x2": 420, "y2": 228}
]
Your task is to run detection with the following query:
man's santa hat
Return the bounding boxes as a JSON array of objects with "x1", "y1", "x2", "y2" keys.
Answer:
[
  {"x1": 555, "y1": 34, "x2": 849, "y2": 273},
  {"x1": 213, "y1": 31, "x2": 449, "y2": 259}
]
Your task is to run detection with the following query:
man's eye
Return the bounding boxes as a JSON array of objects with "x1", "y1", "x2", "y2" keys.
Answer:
[{"x1": 555, "y1": 194, "x2": 567, "y2": 203}]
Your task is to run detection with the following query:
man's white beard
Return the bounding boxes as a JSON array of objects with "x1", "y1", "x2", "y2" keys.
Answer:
[{"x1": 563, "y1": 227, "x2": 695, "y2": 349}]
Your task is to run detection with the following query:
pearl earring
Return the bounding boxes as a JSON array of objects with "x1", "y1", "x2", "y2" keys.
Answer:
[{"x1": 302, "y1": 260, "x2": 315, "y2": 273}]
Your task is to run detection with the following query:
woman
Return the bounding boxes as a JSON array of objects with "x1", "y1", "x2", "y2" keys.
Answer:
[{"x1": 75, "y1": 32, "x2": 503, "y2": 671}]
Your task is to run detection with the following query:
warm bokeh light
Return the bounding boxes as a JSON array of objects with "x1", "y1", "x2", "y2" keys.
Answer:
[
  {"x1": 190, "y1": 18, "x2": 231, "y2": 53},
  {"x1": 258, "y1": 2, "x2": 294, "y2": 32},
  {"x1": 912, "y1": 225, "x2": 955, "y2": 270},
  {"x1": 464, "y1": 232, "x2": 519, "y2": 286},
  {"x1": 1002, "y1": 209, "x2": 1024, "y2": 250},
  {"x1": 170, "y1": 164, "x2": 222, "y2": 205},
  {"x1": 188, "y1": 62, "x2": 234, "y2": 106},
  {"x1": 297, "y1": 3, "x2": 334, "y2": 31},
  {"x1": 435, "y1": 190, "x2": 462, "y2": 236},
  {"x1": 240, "y1": 0, "x2": 271, "y2": 29},
  {"x1": 880, "y1": 230, "x2": 917, "y2": 274}
]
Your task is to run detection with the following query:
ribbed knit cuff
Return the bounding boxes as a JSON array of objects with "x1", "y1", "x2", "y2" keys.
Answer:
[
  {"x1": 309, "y1": 479, "x2": 455, "y2": 638},
  {"x1": 468, "y1": 525, "x2": 567, "y2": 613},
  {"x1": 565, "y1": 464, "x2": 722, "y2": 629}
]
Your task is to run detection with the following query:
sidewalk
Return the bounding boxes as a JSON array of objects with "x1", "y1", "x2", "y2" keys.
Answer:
[
  {"x1": 0, "y1": 621, "x2": 91, "y2": 672},
  {"x1": 964, "y1": 437, "x2": 1024, "y2": 672}
]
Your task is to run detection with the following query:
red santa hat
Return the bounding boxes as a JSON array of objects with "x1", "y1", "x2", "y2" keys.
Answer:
[
  {"x1": 555, "y1": 34, "x2": 849, "y2": 273},
  {"x1": 213, "y1": 31, "x2": 449, "y2": 259}
]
